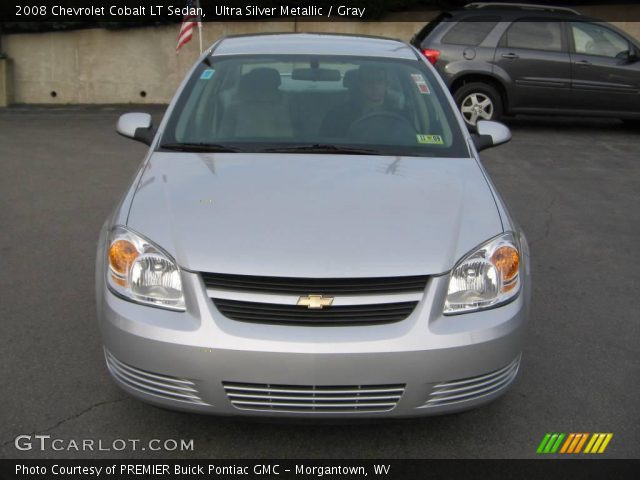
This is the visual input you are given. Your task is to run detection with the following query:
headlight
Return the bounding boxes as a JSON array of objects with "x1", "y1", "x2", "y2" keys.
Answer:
[
  {"x1": 106, "y1": 226, "x2": 185, "y2": 311},
  {"x1": 444, "y1": 232, "x2": 520, "y2": 315}
]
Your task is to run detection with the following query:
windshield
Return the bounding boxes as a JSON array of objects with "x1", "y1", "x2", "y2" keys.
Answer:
[{"x1": 161, "y1": 54, "x2": 468, "y2": 157}]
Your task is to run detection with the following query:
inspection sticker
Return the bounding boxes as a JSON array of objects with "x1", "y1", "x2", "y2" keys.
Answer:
[
  {"x1": 417, "y1": 134, "x2": 444, "y2": 145},
  {"x1": 200, "y1": 69, "x2": 215, "y2": 80},
  {"x1": 411, "y1": 73, "x2": 430, "y2": 94}
]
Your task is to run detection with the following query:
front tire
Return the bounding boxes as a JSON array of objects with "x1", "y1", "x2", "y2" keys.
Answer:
[{"x1": 454, "y1": 82, "x2": 503, "y2": 127}]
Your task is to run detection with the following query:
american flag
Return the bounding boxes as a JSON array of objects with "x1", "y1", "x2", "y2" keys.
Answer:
[{"x1": 176, "y1": 0, "x2": 201, "y2": 54}]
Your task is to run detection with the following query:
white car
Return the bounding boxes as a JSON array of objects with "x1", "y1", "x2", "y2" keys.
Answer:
[{"x1": 96, "y1": 33, "x2": 530, "y2": 417}]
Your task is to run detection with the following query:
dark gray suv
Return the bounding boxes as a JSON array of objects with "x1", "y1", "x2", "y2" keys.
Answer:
[{"x1": 411, "y1": 2, "x2": 640, "y2": 125}]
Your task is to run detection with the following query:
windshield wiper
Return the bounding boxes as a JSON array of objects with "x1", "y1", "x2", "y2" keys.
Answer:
[
  {"x1": 262, "y1": 144, "x2": 383, "y2": 155},
  {"x1": 159, "y1": 142, "x2": 243, "y2": 153},
  {"x1": 160, "y1": 142, "x2": 384, "y2": 155}
]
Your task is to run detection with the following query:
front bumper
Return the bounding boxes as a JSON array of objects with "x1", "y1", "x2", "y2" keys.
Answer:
[{"x1": 96, "y1": 252, "x2": 530, "y2": 418}]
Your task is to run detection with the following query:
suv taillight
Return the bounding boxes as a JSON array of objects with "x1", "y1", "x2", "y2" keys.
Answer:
[{"x1": 421, "y1": 49, "x2": 440, "y2": 66}]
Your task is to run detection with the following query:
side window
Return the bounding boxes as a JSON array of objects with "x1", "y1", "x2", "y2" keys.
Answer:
[
  {"x1": 441, "y1": 16, "x2": 499, "y2": 46},
  {"x1": 571, "y1": 22, "x2": 630, "y2": 58},
  {"x1": 503, "y1": 21, "x2": 563, "y2": 52}
]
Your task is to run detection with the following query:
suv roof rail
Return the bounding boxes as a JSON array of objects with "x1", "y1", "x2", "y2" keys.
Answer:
[{"x1": 463, "y1": 2, "x2": 581, "y2": 15}]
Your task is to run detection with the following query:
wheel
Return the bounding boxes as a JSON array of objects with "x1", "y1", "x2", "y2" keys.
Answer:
[
  {"x1": 454, "y1": 82, "x2": 503, "y2": 127},
  {"x1": 347, "y1": 111, "x2": 417, "y2": 144}
]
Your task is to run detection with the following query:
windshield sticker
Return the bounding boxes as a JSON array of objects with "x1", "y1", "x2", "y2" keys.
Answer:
[
  {"x1": 200, "y1": 69, "x2": 215, "y2": 80},
  {"x1": 417, "y1": 134, "x2": 444, "y2": 145},
  {"x1": 411, "y1": 73, "x2": 430, "y2": 94}
]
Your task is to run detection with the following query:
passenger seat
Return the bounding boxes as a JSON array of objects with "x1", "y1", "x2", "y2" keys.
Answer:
[{"x1": 220, "y1": 67, "x2": 293, "y2": 138}]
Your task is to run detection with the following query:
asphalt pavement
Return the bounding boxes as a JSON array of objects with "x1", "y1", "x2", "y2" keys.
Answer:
[{"x1": 0, "y1": 106, "x2": 638, "y2": 459}]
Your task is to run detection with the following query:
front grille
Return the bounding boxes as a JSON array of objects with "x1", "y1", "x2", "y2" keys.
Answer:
[
  {"x1": 104, "y1": 350, "x2": 208, "y2": 406},
  {"x1": 212, "y1": 298, "x2": 418, "y2": 325},
  {"x1": 423, "y1": 355, "x2": 521, "y2": 408},
  {"x1": 223, "y1": 382, "x2": 406, "y2": 413},
  {"x1": 202, "y1": 272, "x2": 428, "y2": 295}
]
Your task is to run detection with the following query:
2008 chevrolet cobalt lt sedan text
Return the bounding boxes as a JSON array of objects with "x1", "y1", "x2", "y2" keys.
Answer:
[{"x1": 96, "y1": 33, "x2": 530, "y2": 417}]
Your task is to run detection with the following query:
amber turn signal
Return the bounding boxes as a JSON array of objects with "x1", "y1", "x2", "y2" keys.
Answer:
[
  {"x1": 491, "y1": 245, "x2": 519, "y2": 291},
  {"x1": 108, "y1": 239, "x2": 139, "y2": 276}
]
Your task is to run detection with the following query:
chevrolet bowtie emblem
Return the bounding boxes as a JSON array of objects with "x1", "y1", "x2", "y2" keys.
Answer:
[{"x1": 297, "y1": 295, "x2": 334, "y2": 309}]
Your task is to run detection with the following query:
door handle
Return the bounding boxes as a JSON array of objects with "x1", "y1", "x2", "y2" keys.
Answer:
[
  {"x1": 574, "y1": 60, "x2": 592, "y2": 66},
  {"x1": 501, "y1": 53, "x2": 520, "y2": 59}
]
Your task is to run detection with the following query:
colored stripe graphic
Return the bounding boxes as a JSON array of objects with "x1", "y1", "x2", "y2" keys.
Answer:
[
  {"x1": 536, "y1": 433, "x2": 552, "y2": 454},
  {"x1": 585, "y1": 433, "x2": 613, "y2": 454},
  {"x1": 537, "y1": 433, "x2": 565, "y2": 454},
  {"x1": 567, "y1": 433, "x2": 583, "y2": 453},
  {"x1": 550, "y1": 433, "x2": 565, "y2": 453},
  {"x1": 544, "y1": 433, "x2": 559, "y2": 453},
  {"x1": 560, "y1": 433, "x2": 575, "y2": 453},
  {"x1": 574, "y1": 433, "x2": 589, "y2": 454},
  {"x1": 537, "y1": 433, "x2": 613, "y2": 454},
  {"x1": 598, "y1": 434, "x2": 613, "y2": 453}
]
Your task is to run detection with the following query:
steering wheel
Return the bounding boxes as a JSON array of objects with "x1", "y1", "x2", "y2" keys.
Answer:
[{"x1": 347, "y1": 111, "x2": 417, "y2": 144}]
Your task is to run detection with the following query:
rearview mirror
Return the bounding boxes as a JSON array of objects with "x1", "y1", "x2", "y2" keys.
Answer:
[
  {"x1": 472, "y1": 120, "x2": 511, "y2": 151},
  {"x1": 116, "y1": 113, "x2": 155, "y2": 146},
  {"x1": 292, "y1": 68, "x2": 341, "y2": 81}
]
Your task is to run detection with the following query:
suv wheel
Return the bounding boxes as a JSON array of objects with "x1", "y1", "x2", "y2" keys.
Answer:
[{"x1": 454, "y1": 83, "x2": 503, "y2": 127}]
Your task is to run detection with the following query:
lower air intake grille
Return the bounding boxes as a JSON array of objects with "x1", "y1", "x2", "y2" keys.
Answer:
[
  {"x1": 212, "y1": 299, "x2": 418, "y2": 325},
  {"x1": 223, "y1": 382, "x2": 406, "y2": 413},
  {"x1": 423, "y1": 355, "x2": 521, "y2": 408},
  {"x1": 105, "y1": 350, "x2": 208, "y2": 406}
]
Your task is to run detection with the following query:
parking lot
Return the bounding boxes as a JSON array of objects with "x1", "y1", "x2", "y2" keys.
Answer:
[{"x1": 0, "y1": 106, "x2": 638, "y2": 459}]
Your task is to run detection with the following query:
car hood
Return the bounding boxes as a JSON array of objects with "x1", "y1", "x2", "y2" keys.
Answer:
[{"x1": 126, "y1": 152, "x2": 502, "y2": 277}]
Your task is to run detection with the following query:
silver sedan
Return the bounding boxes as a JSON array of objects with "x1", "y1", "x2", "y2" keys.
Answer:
[{"x1": 96, "y1": 33, "x2": 530, "y2": 417}]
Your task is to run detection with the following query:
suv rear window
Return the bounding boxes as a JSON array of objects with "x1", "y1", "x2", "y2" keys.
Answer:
[
  {"x1": 441, "y1": 16, "x2": 500, "y2": 46},
  {"x1": 412, "y1": 12, "x2": 452, "y2": 47}
]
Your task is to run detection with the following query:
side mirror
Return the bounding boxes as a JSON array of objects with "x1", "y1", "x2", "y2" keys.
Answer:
[
  {"x1": 116, "y1": 113, "x2": 155, "y2": 146},
  {"x1": 472, "y1": 120, "x2": 511, "y2": 151},
  {"x1": 615, "y1": 49, "x2": 638, "y2": 63}
]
